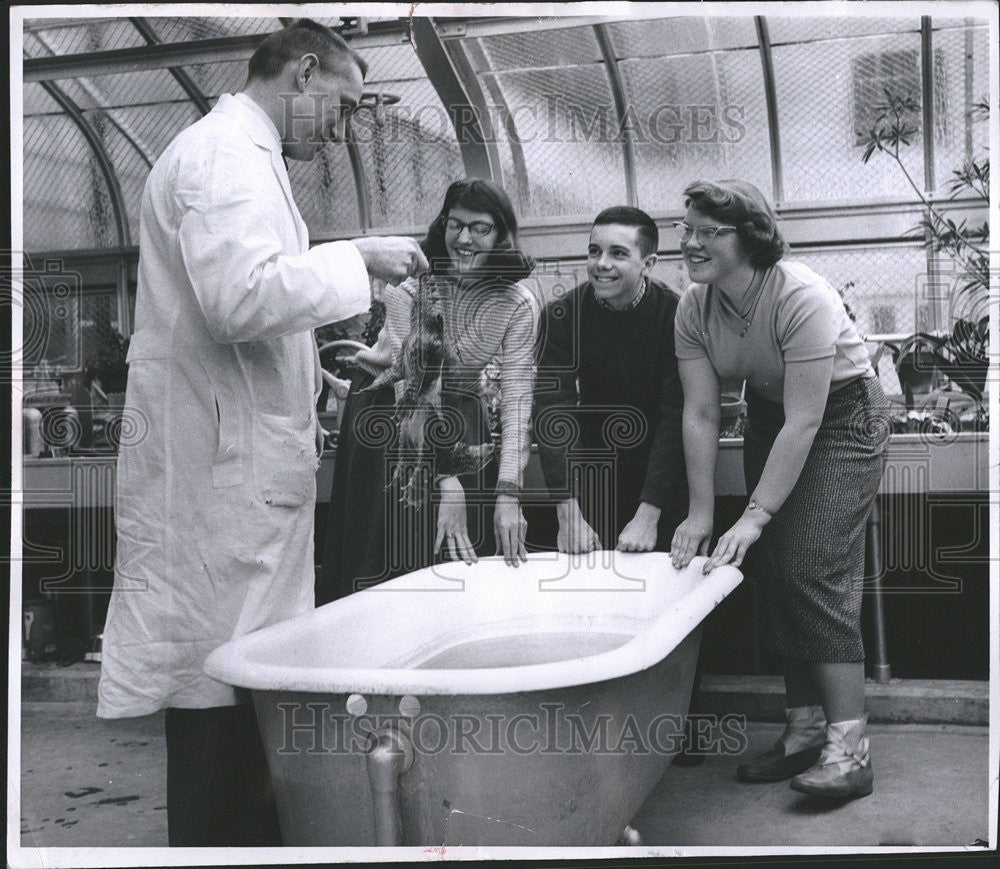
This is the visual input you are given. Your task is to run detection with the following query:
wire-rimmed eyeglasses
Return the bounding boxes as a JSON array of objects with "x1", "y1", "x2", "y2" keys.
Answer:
[{"x1": 672, "y1": 221, "x2": 738, "y2": 243}]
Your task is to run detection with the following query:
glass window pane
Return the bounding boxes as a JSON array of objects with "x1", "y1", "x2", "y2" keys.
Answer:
[
  {"x1": 623, "y1": 48, "x2": 772, "y2": 214},
  {"x1": 351, "y1": 78, "x2": 465, "y2": 229},
  {"x1": 24, "y1": 114, "x2": 119, "y2": 250},
  {"x1": 773, "y1": 27, "x2": 924, "y2": 202},
  {"x1": 363, "y1": 42, "x2": 427, "y2": 82},
  {"x1": 767, "y1": 16, "x2": 920, "y2": 44},
  {"x1": 23, "y1": 17, "x2": 145, "y2": 54},
  {"x1": 471, "y1": 26, "x2": 602, "y2": 72},
  {"x1": 141, "y1": 17, "x2": 281, "y2": 42},
  {"x1": 607, "y1": 16, "x2": 758, "y2": 57},
  {"x1": 58, "y1": 68, "x2": 188, "y2": 111},
  {"x1": 23, "y1": 81, "x2": 59, "y2": 117},
  {"x1": 790, "y1": 244, "x2": 929, "y2": 336},
  {"x1": 184, "y1": 61, "x2": 248, "y2": 99},
  {"x1": 484, "y1": 65, "x2": 626, "y2": 220},
  {"x1": 89, "y1": 102, "x2": 201, "y2": 166},
  {"x1": 931, "y1": 21, "x2": 991, "y2": 196},
  {"x1": 288, "y1": 144, "x2": 362, "y2": 237}
]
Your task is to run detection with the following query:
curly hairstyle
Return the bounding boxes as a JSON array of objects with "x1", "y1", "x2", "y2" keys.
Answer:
[
  {"x1": 421, "y1": 179, "x2": 534, "y2": 284},
  {"x1": 683, "y1": 179, "x2": 788, "y2": 269}
]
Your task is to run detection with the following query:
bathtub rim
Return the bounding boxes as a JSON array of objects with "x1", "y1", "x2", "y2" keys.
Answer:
[{"x1": 203, "y1": 553, "x2": 742, "y2": 697}]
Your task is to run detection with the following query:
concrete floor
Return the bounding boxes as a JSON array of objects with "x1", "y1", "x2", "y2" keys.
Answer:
[{"x1": 16, "y1": 701, "x2": 991, "y2": 856}]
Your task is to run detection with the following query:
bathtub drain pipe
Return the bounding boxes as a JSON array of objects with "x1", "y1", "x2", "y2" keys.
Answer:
[{"x1": 366, "y1": 724, "x2": 414, "y2": 846}]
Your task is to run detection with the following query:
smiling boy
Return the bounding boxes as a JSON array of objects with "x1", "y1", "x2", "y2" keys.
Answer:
[{"x1": 534, "y1": 206, "x2": 687, "y2": 553}]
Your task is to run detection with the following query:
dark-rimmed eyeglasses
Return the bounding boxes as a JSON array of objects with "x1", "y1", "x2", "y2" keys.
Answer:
[
  {"x1": 445, "y1": 217, "x2": 495, "y2": 238},
  {"x1": 672, "y1": 221, "x2": 738, "y2": 243}
]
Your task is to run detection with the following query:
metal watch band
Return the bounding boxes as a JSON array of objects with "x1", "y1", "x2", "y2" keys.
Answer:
[{"x1": 746, "y1": 499, "x2": 773, "y2": 518}]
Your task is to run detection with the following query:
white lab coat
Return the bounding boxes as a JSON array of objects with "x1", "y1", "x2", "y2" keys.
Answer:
[{"x1": 97, "y1": 94, "x2": 371, "y2": 716}]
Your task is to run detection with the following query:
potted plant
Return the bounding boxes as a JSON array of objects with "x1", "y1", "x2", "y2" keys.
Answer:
[{"x1": 859, "y1": 91, "x2": 990, "y2": 431}]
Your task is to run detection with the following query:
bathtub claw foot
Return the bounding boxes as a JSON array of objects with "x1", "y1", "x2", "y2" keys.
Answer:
[{"x1": 617, "y1": 824, "x2": 643, "y2": 846}]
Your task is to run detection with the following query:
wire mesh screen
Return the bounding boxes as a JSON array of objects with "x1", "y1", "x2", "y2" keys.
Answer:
[
  {"x1": 791, "y1": 244, "x2": 930, "y2": 338},
  {"x1": 470, "y1": 26, "x2": 603, "y2": 71},
  {"x1": 22, "y1": 80, "x2": 59, "y2": 116},
  {"x1": 352, "y1": 77, "x2": 465, "y2": 229},
  {"x1": 97, "y1": 102, "x2": 203, "y2": 164},
  {"x1": 79, "y1": 110, "x2": 149, "y2": 244},
  {"x1": 606, "y1": 15, "x2": 759, "y2": 56},
  {"x1": 459, "y1": 38, "x2": 529, "y2": 217},
  {"x1": 771, "y1": 24, "x2": 924, "y2": 202},
  {"x1": 767, "y1": 16, "x2": 919, "y2": 44},
  {"x1": 363, "y1": 41, "x2": 427, "y2": 81},
  {"x1": 931, "y1": 21, "x2": 991, "y2": 195},
  {"x1": 485, "y1": 65, "x2": 627, "y2": 219},
  {"x1": 23, "y1": 17, "x2": 145, "y2": 54},
  {"x1": 58, "y1": 66, "x2": 188, "y2": 111},
  {"x1": 287, "y1": 144, "x2": 362, "y2": 237},
  {"x1": 141, "y1": 17, "x2": 281, "y2": 42},
  {"x1": 23, "y1": 113, "x2": 118, "y2": 250},
  {"x1": 184, "y1": 61, "x2": 249, "y2": 98},
  {"x1": 621, "y1": 47, "x2": 772, "y2": 214},
  {"x1": 468, "y1": 26, "x2": 626, "y2": 219}
]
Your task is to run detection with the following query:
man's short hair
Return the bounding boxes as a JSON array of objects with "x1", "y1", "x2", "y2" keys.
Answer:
[
  {"x1": 248, "y1": 19, "x2": 368, "y2": 82},
  {"x1": 592, "y1": 206, "x2": 658, "y2": 257}
]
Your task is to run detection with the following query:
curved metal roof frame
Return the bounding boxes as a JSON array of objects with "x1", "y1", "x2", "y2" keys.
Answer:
[
  {"x1": 22, "y1": 14, "x2": 964, "y2": 253},
  {"x1": 37, "y1": 79, "x2": 130, "y2": 249},
  {"x1": 23, "y1": 17, "x2": 499, "y2": 243},
  {"x1": 130, "y1": 17, "x2": 211, "y2": 116},
  {"x1": 593, "y1": 22, "x2": 637, "y2": 208}
]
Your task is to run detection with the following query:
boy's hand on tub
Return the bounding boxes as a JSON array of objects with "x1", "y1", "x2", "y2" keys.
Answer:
[
  {"x1": 617, "y1": 502, "x2": 660, "y2": 552},
  {"x1": 701, "y1": 511, "x2": 767, "y2": 573},
  {"x1": 435, "y1": 477, "x2": 478, "y2": 565},
  {"x1": 494, "y1": 495, "x2": 528, "y2": 567},
  {"x1": 556, "y1": 499, "x2": 601, "y2": 554},
  {"x1": 670, "y1": 514, "x2": 713, "y2": 570}
]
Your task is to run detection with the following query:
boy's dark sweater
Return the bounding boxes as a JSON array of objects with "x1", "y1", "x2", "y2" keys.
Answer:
[{"x1": 534, "y1": 277, "x2": 687, "y2": 532}]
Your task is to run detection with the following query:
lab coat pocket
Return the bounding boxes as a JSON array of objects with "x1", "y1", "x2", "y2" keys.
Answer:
[{"x1": 252, "y1": 411, "x2": 318, "y2": 507}]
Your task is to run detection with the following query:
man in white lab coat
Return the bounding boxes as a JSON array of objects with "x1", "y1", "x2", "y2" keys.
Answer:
[{"x1": 96, "y1": 20, "x2": 428, "y2": 846}]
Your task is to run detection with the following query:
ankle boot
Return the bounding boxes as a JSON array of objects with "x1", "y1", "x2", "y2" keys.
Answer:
[
  {"x1": 737, "y1": 705, "x2": 826, "y2": 783},
  {"x1": 790, "y1": 716, "x2": 874, "y2": 799}
]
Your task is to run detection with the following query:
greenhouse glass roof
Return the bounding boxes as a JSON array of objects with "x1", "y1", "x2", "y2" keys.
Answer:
[{"x1": 17, "y1": 9, "x2": 992, "y2": 254}]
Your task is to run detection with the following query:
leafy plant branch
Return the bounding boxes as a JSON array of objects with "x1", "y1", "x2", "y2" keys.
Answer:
[{"x1": 860, "y1": 90, "x2": 988, "y2": 289}]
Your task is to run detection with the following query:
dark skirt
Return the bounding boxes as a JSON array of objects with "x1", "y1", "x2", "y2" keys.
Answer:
[
  {"x1": 317, "y1": 375, "x2": 497, "y2": 606},
  {"x1": 742, "y1": 376, "x2": 890, "y2": 662}
]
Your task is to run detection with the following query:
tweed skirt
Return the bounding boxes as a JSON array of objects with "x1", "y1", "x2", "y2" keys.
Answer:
[{"x1": 743, "y1": 376, "x2": 890, "y2": 662}]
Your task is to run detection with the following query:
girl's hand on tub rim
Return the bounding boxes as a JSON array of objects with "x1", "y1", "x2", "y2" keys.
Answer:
[
  {"x1": 617, "y1": 502, "x2": 661, "y2": 552},
  {"x1": 435, "y1": 477, "x2": 477, "y2": 565},
  {"x1": 556, "y1": 498, "x2": 601, "y2": 554},
  {"x1": 701, "y1": 510, "x2": 768, "y2": 574},
  {"x1": 671, "y1": 515, "x2": 713, "y2": 570},
  {"x1": 494, "y1": 494, "x2": 528, "y2": 567}
]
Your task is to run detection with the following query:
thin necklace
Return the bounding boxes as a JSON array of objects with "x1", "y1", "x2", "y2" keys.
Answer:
[{"x1": 714, "y1": 268, "x2": 764, "y2": 338}]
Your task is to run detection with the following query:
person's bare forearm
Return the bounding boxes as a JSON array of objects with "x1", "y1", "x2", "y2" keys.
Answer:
[
  {"x1": 748, "y1": 420, "x2": 821, "y2": 513},
  {"x1": 683, "y1": 408, "x2": 719, "y2": 519}
]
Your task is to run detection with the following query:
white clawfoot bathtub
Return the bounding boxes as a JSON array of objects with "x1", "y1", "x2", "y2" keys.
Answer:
[{"x1": 204, "y1": 552, "x2": 742, "y2": 846}]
